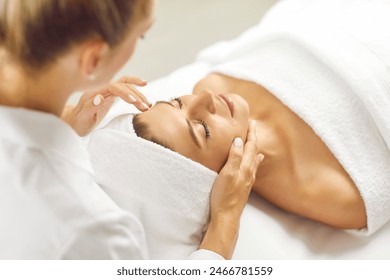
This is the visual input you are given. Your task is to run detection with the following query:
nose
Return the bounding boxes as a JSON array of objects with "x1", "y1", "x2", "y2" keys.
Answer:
[{"x1": 188, "y1": 89, "x2": 216, "y2": 116}]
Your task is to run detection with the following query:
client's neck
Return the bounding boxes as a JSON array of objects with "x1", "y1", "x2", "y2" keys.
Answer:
[{"x1": 243, "y1": 83, "x2": 290, "y2": 162}]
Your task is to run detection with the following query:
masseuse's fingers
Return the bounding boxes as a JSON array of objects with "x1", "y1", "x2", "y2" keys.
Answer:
[
  {"x1": 83, "y1": 76, "x2": 151, "y2": 112},
  {"x1": 108, "y1": 83, "x2": 149, "y2": 111},
  {"x1": 99, "y1": 77, "x2": 151, "y2": 112},
  {"x1": 83, "y1": 93, "x2": 117, "y2": 122},
  {"x1": 118, "y1": 75, "x2": 147, "y2": 86},
  {"x1": 210, "y1": 120, "x2": 263, "y2": 214},
  {"x1": 123, "y1": 83, "x2": 152, "y2": 109},
  {"x1": 66, "y1": 93, "x2": 116, "y2": 136},
  {"x1": 64, "y1": 76, "x2": 151, "y2": 136},
  {"x1": 222, "y1": 120, "x2": 261, "y2": 181},
  {"x1": 222, "y1": 137, "x2": 244, "y2": 173},
  {"x1": 117, "y1": 76, "x2": 152, "y2": 108}
]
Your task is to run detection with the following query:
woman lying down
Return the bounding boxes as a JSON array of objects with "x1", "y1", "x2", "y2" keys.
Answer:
[
  {"x1": 89, "y1": 71, "x2": 389, "y2": 258},
  {"x1": 89, "y1": 0, "x2": 390, "y2": 259},
  {"x1": 135, "y1": 77, "x2": 366, "y2": 230}
]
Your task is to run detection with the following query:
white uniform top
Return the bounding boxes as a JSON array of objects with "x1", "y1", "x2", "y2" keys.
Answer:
[{"x1": 0, "y1": 106, "x2": 222, "y2": 260}]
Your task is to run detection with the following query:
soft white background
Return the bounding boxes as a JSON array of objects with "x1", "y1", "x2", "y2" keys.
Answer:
[
  {"x1": 69, "y1": 0, "x2": 278, "y2": 104},
  {"x1": 114, "y1": 0, "x2": 278, "y2": 81}
]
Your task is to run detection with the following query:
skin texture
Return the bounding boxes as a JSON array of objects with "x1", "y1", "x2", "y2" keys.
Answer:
[{"x1": 136, "y1": 72, "x2": 367, "y2": 231}]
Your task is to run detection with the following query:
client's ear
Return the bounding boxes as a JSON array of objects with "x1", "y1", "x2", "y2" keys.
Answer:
[{"x1": 78, "y1": 40, "x2": 109, "y2": 80}]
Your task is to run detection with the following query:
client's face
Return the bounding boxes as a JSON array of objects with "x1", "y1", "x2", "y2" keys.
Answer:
[{"x1": 135, "y1": 90, "x2": 250, "y2": 172}]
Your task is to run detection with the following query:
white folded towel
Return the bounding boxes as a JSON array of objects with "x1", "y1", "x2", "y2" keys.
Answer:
[
  {"x1": 198, "y1": 0, "x2": 390, "y2": 235},
  {"x1": 88, "y1": 114, "x2": 217, "y2": 259}
]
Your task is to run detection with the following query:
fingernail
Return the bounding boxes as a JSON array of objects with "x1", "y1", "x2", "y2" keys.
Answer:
[
  {"x1": 141, "y1": 102, "x2": 149, "y2": 110},
  {"x1": 233, "y1": 137, "x2": 243, "y2": 148},
  {"x1": 129, "y1": 95, "x2": 137, "y2": 102},
  {"x1": 93, "y1": 95, "x2": 101, "y2": 106},
  {"x1": 257, "y1": 154, "x2": 265, "y2": 162}
]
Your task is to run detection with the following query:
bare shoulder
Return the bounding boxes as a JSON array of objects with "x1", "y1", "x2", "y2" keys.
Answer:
[
  {"x1": 253, "y1": 161, "x2": 367, "y2": 230},
  {"x1": 308, "y1": 169, "x2": 367, "y2": 230}
]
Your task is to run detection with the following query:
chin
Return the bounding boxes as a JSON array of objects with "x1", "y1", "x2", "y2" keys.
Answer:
[{"x1": 231, "y1": 93, "x2": 249, "y2": 111}]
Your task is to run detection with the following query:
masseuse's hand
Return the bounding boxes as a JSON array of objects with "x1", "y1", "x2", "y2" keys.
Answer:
[
  {"x1": 62, "y1": 76, "x2": 152, "y2": 136},
  {"x1": 199, "y1": 120, "x2": 264, "y2": 259}
]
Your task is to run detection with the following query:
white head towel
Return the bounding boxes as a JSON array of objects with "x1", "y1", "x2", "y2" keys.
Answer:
[{"x1": 88, "y1": 114, "x2": 217, "y2": 259}]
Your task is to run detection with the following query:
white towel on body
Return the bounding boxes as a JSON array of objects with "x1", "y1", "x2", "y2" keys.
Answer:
[
  {"x1": 88, "y1": 114, "x2": 217, "y2": 259},
  {"x1": 197, "y1": 0, "x2": 390, "y2": 235}
]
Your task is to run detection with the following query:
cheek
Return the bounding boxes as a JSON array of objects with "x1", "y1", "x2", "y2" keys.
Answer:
[
  {"x1": 196, "y1": 118, "x2": 250, "y2": 172},
  {"x1": 121, "y1": 38, "x2": 138, "y2": 60},
  {"x1": 104, "y1": 33, "x2": 138, "y2": 74},
  {"x1": 215, "y1": 141, "x2": 233, "y2": 171},
  {"x1": 208, "y1": 120, "x2": 249, "y2": 172},
  {"x1": 234, "y1": 121, "x2": 249, "y2": 143},
  {"x1": 216, "y1": 119, "x2": 248, "y2": 147},
  {"x1": 205, "y1": 135, "x2": 235, "y2": 172},
  {"x1": 112, "y1": 40, "x2": 137, "y2": 70},
  {"x1": 202, "y1": 148, "x2": 230, "y2": 173}
]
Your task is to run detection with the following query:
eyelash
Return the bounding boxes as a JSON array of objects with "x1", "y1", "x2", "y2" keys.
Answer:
[
  {"x1": 170, "y1": 97, "x2": 183, "y2": 108},
  {"x1": 170, "y1": 97, "x2": 210, "y2": 139},
  {"x1": 195, "y1": 120, "x2": 211, "y2": 139}
]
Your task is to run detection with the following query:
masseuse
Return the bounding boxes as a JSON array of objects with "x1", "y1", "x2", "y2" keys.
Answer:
[{"x1": 0, "y1": 0, "x2": 262, "y2": 259}]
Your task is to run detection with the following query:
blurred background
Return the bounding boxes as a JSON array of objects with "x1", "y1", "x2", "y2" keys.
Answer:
[
  {"x1": 69, "y1": 0, "x2": 278, "y2": 104},
  {"x1": 115, "y1": 0, "x2": 279, "y2": 81}
]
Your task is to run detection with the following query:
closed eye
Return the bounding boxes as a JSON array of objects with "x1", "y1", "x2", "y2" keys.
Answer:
[
  {"x1": 169, "y1": 97, "x2": 210, "y2": 140},
  {"x1": 196, "y1": 120, "x2": 211, "y2": 139},
  {"x1": 170, "y1": 97, "x2": 183, "y2": 108}
]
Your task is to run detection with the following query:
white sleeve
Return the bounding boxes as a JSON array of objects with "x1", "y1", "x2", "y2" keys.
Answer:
[
  {"x1": 58, "y1": 213, "x2": 148, "y2": 260},
  {"x1": 188, "y1": 249, "x2": 224, "y2": 260}
]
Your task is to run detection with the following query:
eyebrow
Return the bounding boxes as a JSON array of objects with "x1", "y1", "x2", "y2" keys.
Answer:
[
  {"x1": 154, "y1": 100, "x2": 175, "y2": 107},
  {"x1": 154, "y1": 101, "x2": 201, "y2": 148}
]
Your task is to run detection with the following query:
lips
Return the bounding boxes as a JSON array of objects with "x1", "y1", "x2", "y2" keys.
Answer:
[{"x1": 219, "y1": 94, "x2": 234, "y2": 117}]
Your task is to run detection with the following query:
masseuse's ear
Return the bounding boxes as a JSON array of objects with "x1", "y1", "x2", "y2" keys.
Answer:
[{"x1": 78, "y1": 39, "x2": 109, "y2": 80}]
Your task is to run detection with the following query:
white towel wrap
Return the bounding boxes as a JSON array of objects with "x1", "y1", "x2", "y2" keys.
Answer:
[{"x1": 88, "y1": 114, "x2": 217, "y2": 259}]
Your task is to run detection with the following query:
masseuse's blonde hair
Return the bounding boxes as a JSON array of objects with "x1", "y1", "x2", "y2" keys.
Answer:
[{"x1": 0, "y1": 0, "x2": 146, "y2": 68}]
